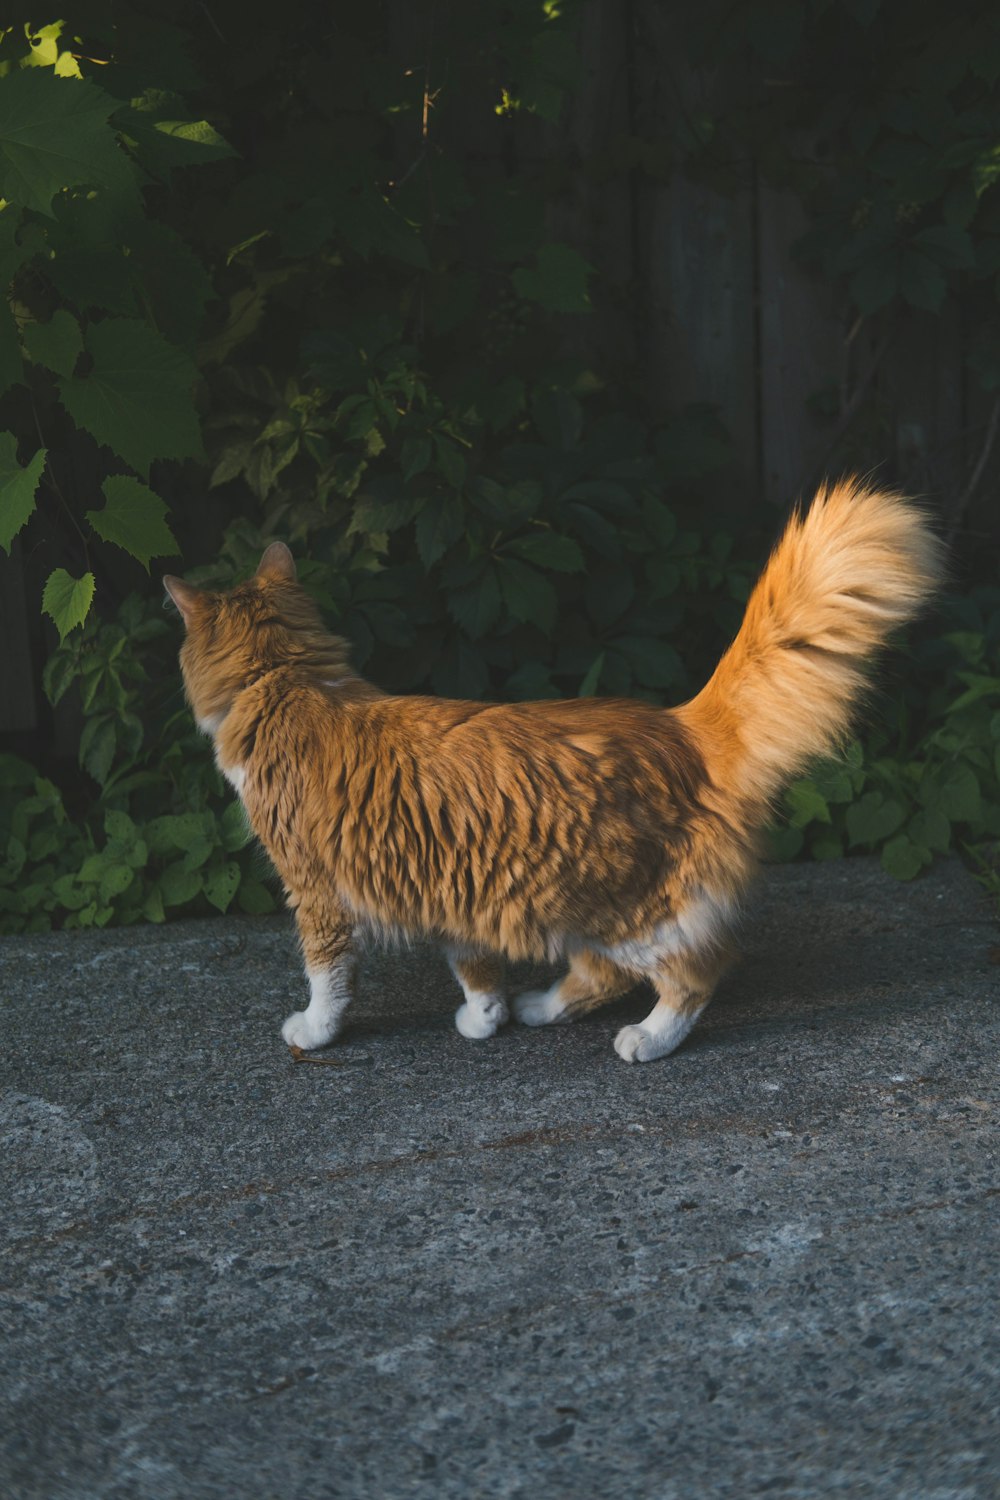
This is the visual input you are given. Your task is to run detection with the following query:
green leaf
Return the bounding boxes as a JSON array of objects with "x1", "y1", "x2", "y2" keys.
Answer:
[
  {"x1": 578, "y1": 651, "x2": 605, "y2": 698},
  {"x1": 0, "y1": 203, "x2": 31, "y2": 395},
  {"x1": 158, "y1": 861, "x2": 203, "y2": 907},
  {"x1": 496, "y1": 557, "x2": 556, "y2": 632},
  {"x1": 58, "y1": 318, "x2": 201, "y2": 478},
  {"x1": 447, "y1": 567, "x2": 501, "y2": 639},
  {"x1": 145, "y1": 812, "x2": 213, "y2": 856},
  {"x1": 809, "y1": 831, "x2": 844, "y2": 861},
  {"x1": 121, "y1": 218, "x2": 214, "y2": 350},
  {"x1": 142, "y1": 886, "x2": 165, "y2": 923},
  {"x1": 0, "y1": 298, "x2": 22, "y2": 399},
  {"x1": 881, "y1": 834, "x2": 927, "y2": 881},
  {"x1": 845, "y1": 791, "x2": 906, "y2": 848},
  {"x1": 937, "y1": 765, "x2": 982, "y2": 824},
  {"x1": 0, "y1": 70, "x2": 137, "y2": 216},
  {"x1": 238, "y1": 878, "x2": 276, "y2": 915},
  {"x1": 219, "y1": 801, "x2": 252, "y2": 852},
  {"x1": 913, "y1": 225, "x2": 974, "y2": 270},
  {"x1": 41, "y1": 568, "x2": 94, "y2": 640},
  {"x1": 99, "y1": 862, "x2": 135, "y2": 904},
  {"x1": 766, "y1": 824, "x2": 804, "y2": 862},
  {"x1": 506, "y1": 661, "x2": 557, "y2": 699},
  {"x1": 899, "y1": 249, "x2": 947, "y2": 312},
  {"x1": 180, "y1": 835, "x2": 214, "y2": 873},
  {"x1": 79, "y1": 713, "x2": 115, "y2": 784},
  {"x1": 586, "y1": 565, "x2": 634, "y2": 628},
  {"x1": 472, "y1": 477, "x2": 540, "y2": 526},
  {"x1": 20, "y1": 21, "x2": 79, "y2": 74},
  {"x1": 400, "y1": 435, "x2": 432, "y2": 482},
  {"x1": 104, "y1": 810, "x2": 137, "y2": 845},
  {"x1": 504, "y1": 530, "x2": 584, "y2": 572},
  {"x1": 51, "y1": 874, "x2": 89, "y2": 911},
  {"x1": 614, "y1": 635, "x2": 683, "y2": 691},
  {"x1": 907, "y1": 807, "x2": 951, "y2": 854},
  {"x1": 430, "y1": 636, "x2": 489, "y2": 698},
  {"x1": 415, "y1": 494, "x2": 464, "y2": 568},
  {"x1": 0, "y1": 434, "x2": 46, "y2": 552},
  {"x1": 784, "y1": 780, "x2": 832, "y2": 829},
  {"x1": 810, "y1": 760, "x2": 856, "y2": 804},
  {"x1": 946, "y1": 674, "x2": 1000, "y2": 713},
  {"x1": 22, "y1": 310, "x2": 82, "y2": 379},
  {"x1": 512, "y1": 243, "x2": 593, "y2": 312},
  {"x1": 85, "y1": 476, "x2": 179, "y2": 570},
  {"x1": 203, "y1": 861, "x2": 240, "y2": 913},
  {"x1": 350, "y1": 493, "x2": 414, "y2": 534},
  {"x1": 115, "y1": 90, "x2": 236, "y2": 180},
  {"x1": 434, "y1": 434, "x2": 466, "y2": 489}
]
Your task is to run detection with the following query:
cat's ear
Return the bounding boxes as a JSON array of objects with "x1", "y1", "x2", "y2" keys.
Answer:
[
  {"x1": 163, "y1": 575, "x2": 202, "y2": 627},
  {"x1": 256, "y1": 541, "x2": 297, "y2": 583}
]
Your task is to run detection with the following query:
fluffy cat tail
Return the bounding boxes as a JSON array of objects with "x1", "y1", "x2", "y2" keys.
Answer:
[{"x1": 677, "y1": 478, "x2": 945, "y2": 810}]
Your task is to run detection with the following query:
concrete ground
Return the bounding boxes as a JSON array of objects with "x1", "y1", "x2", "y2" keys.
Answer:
[{"x1": 1, "y1": 857, "x2": 997, "y2": 1500}]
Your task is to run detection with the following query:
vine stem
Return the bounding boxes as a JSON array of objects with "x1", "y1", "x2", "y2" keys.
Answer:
[
  {"x1": 802, "y1": 324, "x2": 894, "y2": 501},
  {"x1": 30, "y1": 393, "x2": 91, "y2": 571},
  {"x1": 948, "y1": 394, "x2": 1000, "y2": 544}
]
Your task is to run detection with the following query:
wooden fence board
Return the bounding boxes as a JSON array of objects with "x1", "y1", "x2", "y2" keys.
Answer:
[
  {"x1": 0, "y1": 540, "x2": 37, "y2": 733},
  {"x1": 757, "y1": 181, "x2": 845, "y2": 509},
  {"x1": 632, "y1": 1, "x2": 758, "y2": 498}
]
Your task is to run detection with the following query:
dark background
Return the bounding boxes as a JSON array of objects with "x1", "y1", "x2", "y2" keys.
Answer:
[{"x1": 1, "y1": 0, "x2": 998, "y2": 930}]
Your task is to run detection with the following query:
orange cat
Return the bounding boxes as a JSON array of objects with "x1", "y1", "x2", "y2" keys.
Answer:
[{"x1": 164, "y1": 480, "x2": 942, "y2": 1063}]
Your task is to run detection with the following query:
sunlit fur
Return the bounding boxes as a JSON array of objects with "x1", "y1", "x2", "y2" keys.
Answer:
[{"x1": 164, "y1": 482, "x2": 944, "y2": 1063}]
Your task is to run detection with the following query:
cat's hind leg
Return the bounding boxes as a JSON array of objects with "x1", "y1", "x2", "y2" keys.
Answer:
[
  {"x1": 614, "y1": 945, "x2": 730, "y2": 1063},
  {"x1": 513, "y1": 950, "x2": 632, "y2": 1027},
  {"x1": 448, "y1": 948, "x2": 508, "y2": 1040},
  {"x1": 283, "y1": 893, "x2": 356, "y2": 1050}
]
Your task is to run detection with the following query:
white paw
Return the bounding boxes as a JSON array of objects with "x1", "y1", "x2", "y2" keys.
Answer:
[
  {"x1": 512, "y1": 988, "x2": 567, "y2": 1027},
  {"x1": 455, "y1": 996, "x2": 507, "y2": 1040},
  {"x1": 614, "y1": 1024, "x2": 655, "y2": 1064},
  {"x1": 281, "y1": 1010, "x2": 339, "y2": 1050}
]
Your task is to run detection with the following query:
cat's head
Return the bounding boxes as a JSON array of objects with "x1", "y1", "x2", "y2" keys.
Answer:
[{"x1": 164, "y1": 542, "x2": 344, "y2": 731}]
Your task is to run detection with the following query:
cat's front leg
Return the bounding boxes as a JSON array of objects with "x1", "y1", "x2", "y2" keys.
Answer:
[{"x1": 282, "y1": 893, "x2": 356, "y2": 1050}]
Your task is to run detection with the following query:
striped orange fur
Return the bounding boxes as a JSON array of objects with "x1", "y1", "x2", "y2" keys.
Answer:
[{"x1": 164, "y1": 479, "x2": 943, "y2": 1063}]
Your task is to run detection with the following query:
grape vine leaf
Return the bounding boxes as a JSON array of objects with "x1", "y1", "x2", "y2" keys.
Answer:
[
  {"x1": 23, "y1": 310, "x2": 83, "y2": 379},
  {"x1": 0, "y1": 435, "x2": 46, "y2": 553},
  {"x1": 58, "y1": 318, "x2": 202, "y2": 477},
  {"x1": 86, "y1": 476, "x2": 179, "y2": 570},
  {"x1": 42, "y1": 568, "x2": 95, "y2": 639},
  {"x1": 0, "y1": 70, "x2": 136, "y2": 216}
]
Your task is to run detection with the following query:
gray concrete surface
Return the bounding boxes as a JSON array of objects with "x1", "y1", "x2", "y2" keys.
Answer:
[{"x1": 1, "y1": 857, "x2": 998, "y2": 1500}]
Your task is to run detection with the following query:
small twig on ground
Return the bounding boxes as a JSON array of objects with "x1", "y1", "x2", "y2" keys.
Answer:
[{"x1": 288, "y1": 1044, "x2": 346, "y2": 1067}]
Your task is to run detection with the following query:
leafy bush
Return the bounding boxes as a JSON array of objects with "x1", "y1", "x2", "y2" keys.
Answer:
[
  {"x1": 0, "y1": 15, "x2": 234, "y2": 631},
  {"x1": 4, "y1": 572, "x2": 998, "y2": 934},
  {"x1": 770, "y1": 590, "x2": 1000, "y2": 881},
  {"x1": 2, "y1": 4, "x2": 1000, "y2": 932},
  {"x1": 0, "y1": 594, "x2": 275, "y2": 934}
]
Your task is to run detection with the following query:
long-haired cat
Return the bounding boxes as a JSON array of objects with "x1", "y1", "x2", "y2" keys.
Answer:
[{"x1": 164, "y1": 479, "x2": 942, "y2": 1063}]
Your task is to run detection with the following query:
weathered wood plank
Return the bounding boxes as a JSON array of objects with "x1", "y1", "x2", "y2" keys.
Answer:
[
  {"x1": 0, "y1": 542, "x2": 37, "y2": 733},
  {"x1": 886, "y1": 302, "x2": 965, "y2": 511},
  {"x1": 757, "y1": 180, "x2": 844, "y2": 509},
  {"x1": 631, "y1": 1, "x2": 758, "y2": 502}
]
